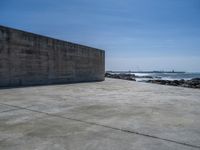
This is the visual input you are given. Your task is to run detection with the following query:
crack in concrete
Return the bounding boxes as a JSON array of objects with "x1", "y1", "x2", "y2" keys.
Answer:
[
  {"x1": 0, "y1": 102, "x2": 200, "y2": 149},
  {"x1": 0, "y1": 108, "x2": 21, "y2": 113},
  {"x1": 0, "y1": 105, "x2": 36, "y2": 113}
]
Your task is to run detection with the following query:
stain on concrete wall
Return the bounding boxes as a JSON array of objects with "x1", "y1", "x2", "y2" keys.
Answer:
[{"x1": 0, "y1": 25, "x2": 105, "y2": 87}]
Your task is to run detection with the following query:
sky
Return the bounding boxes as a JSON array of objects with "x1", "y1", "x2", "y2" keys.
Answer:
[{"x1": 1, "y1": 0, "x2": 200, "y2": 72}]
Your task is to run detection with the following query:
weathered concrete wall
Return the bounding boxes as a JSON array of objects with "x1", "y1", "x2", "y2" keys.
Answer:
[{"x1": 0, "y1": 25, "x2": 105, "y2": 87}]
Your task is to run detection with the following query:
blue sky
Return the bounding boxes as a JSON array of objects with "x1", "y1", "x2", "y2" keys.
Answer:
[{"x1": 1, "y1": 0, "x2": 200, "y2": 72}]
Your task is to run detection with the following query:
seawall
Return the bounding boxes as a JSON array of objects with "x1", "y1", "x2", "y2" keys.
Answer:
[{"x1": 0, "y1": 25, "x2": 105, "y2": 87}]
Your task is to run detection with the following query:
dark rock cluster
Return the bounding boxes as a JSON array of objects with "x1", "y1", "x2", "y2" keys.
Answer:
[
  {"x1": 105, "y1": 72, "x2": 200, "y2": 89},
  {"x1": 146, "y1": 78, "x2": 200, "y2": 89},
  {"x1": 135, "y1": 75, "x2": 153, "y2": 79},
  {"x1": 105, "y1": 73, "x2": 136, "y2": 81}
]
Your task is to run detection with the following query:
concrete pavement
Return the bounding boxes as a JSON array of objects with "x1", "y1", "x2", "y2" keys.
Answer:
[{"x1": 0, "y1": 78, "x2": 200, "y2": 150}]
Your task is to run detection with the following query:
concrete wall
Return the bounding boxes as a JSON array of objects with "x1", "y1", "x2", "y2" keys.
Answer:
[{"x1": 0, "y1": 25, "x2": 105, "y2": 87}]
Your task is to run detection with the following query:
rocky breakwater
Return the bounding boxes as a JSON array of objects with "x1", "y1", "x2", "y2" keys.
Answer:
[
  {"x1": 105, "y1": 72, "x2": 154, "y2": 81},
  {"x1": 146, "y1": 78, "x2": 200, "y2": 89},
  {"x1": 105, "y1": 73, "x2": 136, "y2": 81}
]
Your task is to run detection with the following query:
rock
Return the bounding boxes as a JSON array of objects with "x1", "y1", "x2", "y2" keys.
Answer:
[
  {"x1": 105, "y1": 72, "x2": 112, "y2": 78},
  {"x1": 146, "y1": 78, "x2": 200, "y2": 89},
  {"x1": 186, "y1": 80, "x2": 200, "y2": 86},
  {"x1": 155, "y1": 76, "x2": 162, "y2": 79},
  {"x1": 181, "y1": 84, "x2": 190, "y2": 88},
  {"x1": 135, "y1": 75, "x2": 153, "y2": 79},
  {"x1": 105, "y1": 73, "x2": 136, "y2": 81},
  {"x1": 179, "y1": 79, "x2": 185, "y2": 83},
  {"x1": 195, "y1": 84, "x2": 200, "y2": 88},
  {"x1": 191, "y1": 78, "x2": 200, "y2": 81},
  {"x1": 171, "y1": 80, "x2": 180, "y2": 86},
  {"x1": 147, "y1": 80, "x2": 167, "y2": 85},
  {"x1": 106, "y1": 73, "x2": 200, "y2": 89}
]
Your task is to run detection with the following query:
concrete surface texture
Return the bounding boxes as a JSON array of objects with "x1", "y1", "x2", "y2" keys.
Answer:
[
  {"x1": 0, "y1": 25, "x2": 105, "y2": 87},
  {"x1": 0, "y1": 78, "x2": 200, "y2": 150}
]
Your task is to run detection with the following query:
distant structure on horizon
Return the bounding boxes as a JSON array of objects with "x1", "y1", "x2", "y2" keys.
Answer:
[
  {"x1": 106, "y1": 70, "x2": 185, "y2": 74},
  {"x1": 0, "y1": 25, "x2": 105, "y2": 87}
]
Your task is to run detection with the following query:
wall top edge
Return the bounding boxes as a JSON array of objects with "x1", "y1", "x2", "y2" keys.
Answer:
[{"x1": 0, "y1": 25, "x2": 105, "y2": 53}]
